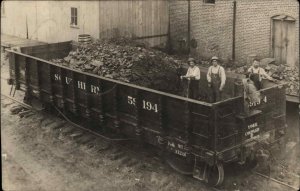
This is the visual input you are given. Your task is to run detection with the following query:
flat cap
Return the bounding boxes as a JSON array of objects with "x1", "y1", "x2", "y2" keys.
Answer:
[
  {"x1": 188, "y1": 58, "x2": 195, "y2": 62},
  {"x1": 211, "y1": 56, "x2": 219, "y2": 61}
]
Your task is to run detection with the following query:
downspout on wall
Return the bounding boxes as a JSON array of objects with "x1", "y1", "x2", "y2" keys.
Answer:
[
  {"x1": 232, "y1": 0, "x2": 237, "y2": 61},
  {"x1": 26, "y1": 15, "x2": 29, "y2": 39},
  {"x1": 166, "y1": 0, "x2": 172, "y2": 53},
  {"x1": 187, "y1": 0, "x2": 191, "y2": 54},
  {"x1": 98, "y1": 1, "x2": 101, "y2": 39}
]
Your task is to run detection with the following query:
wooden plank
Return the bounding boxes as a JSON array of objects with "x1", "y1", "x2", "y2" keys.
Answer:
[
  {"x1": 286, "y1": 20, "x2": 296, "y2": 67},
  {"x1": 103, "y1": 1, "x2": 110, "y2": 38},
  {"x1": 128, "y1": 0, "x2": 132, "y2": 37},
  {"x1": 132, "y1": 0, "x2": 138, "y2": 37},
  {"x1": 161, "y1": 1, "x2": 168, "y2": 45},
  {"x1": 156, "y1": 0, "x2": 163, "y2": 46},
  {"x1": 145, "y1": 0, "x2": 150, "y2": 45},
  {"x1": 138, "y1": 1, "x2": 143, "y2": 38},
  {"x1": 98, "y1": 1, "x2": 103, "y2": 38},
  {"x1": 123, "y1": 1, "x2": 127, "y2": 36},
  {"x1": 117, "y1": 0, "x2": 121, "y2": 37}
]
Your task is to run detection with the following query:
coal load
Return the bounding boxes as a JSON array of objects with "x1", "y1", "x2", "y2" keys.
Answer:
[
  {"x1": 51, "y1": 39, "x2": 181, "y2": 94},
  {"x1": 262, "y1": 64, "x2": 299, "y2": 96}
]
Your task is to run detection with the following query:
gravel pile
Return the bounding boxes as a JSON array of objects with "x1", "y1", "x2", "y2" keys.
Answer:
[{"x1": 51, "y1": 38, "x2": 182, "y2": 93}]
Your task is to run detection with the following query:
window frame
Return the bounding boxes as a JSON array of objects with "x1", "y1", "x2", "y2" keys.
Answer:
[
  {"x1": 203, "y1": 0, "x2": 216, "y2": 5},
  {"x1": 70, "y1": 7, "x2": 78, "y2": 28}
]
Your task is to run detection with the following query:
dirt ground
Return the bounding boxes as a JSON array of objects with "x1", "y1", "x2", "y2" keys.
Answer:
[{"x1": 1, "y1": 50, "x2": 300, "y2": 191}]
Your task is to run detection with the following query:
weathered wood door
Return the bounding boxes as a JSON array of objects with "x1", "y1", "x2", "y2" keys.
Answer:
[
  {"x1": 98, "y1": 0, "x2": 169, "y2": 47},
  {"x1": 272, "y1": 15, "x2": 296, "y2": 66}
]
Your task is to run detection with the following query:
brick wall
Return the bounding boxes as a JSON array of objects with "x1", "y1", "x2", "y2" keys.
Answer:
[
  {"x1": 170, "y1": 0, "x2": 299, "y2": 66},
  {"x1": 235, "y1": 0, "x2": 299, "y2": 65},
  {"x1": 169, "y1": 1, "x2": 189, "y2": 52}
]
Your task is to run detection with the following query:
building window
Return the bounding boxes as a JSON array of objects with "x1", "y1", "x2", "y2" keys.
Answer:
[
  {"x1": 1, "y1": 2, "x2": 5, "y2": 17},
  {"x1": 71, "y1": 7, "x2": 78, "y2": 27},
  {"x1": 204, "y1": 0, "x2": 215, "y2": 4}
]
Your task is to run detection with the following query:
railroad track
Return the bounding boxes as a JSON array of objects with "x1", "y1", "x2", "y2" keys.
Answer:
[{"x1": 1, "y1": 93, "x2": 299, "y2": 191}]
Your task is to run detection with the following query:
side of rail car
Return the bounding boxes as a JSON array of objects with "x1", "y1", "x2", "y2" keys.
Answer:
[{"x1": 6, "y1": 41, "x2": 287, "y2": 186}]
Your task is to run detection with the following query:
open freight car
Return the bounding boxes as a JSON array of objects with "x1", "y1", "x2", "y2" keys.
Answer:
[{"x1": 6, "y1": 41, "x2": 287, "y2": 186}]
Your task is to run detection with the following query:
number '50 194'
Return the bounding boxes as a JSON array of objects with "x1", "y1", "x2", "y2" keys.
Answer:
[{"x1": 127, "y1": 96, "x2": 158, "y2": 113}]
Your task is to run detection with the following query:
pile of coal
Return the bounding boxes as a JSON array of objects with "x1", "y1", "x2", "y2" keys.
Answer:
[
  {"x1": 280, "y1": 66, "x2": 299, "y2": 96},
  {"x1": 264, "y1": 64, "x2": 299, "y2": 96},
  {"x1": 51, "y1": 38, "x2": 183, "y2": 93}
]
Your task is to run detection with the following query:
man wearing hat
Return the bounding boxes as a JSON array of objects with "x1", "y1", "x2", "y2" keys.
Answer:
[
  {"x1": 180, "y1": 58, "x2": 201, "y2": 99},
  {"x1": 247, "y1": 59, "x2": 274, "y2": 90},
  {"x1": 207, "y1": 56, "x2": 226, "y2": 102}
]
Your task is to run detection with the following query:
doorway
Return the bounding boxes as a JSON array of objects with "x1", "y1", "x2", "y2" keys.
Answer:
[{"x1": 272, "y1": 15, "x2": 296, "y2": 67}]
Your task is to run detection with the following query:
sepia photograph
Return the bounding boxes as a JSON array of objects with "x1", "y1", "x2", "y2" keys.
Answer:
[{"x1": 1, "y1": 0, "x2": 299, "y2": 190}]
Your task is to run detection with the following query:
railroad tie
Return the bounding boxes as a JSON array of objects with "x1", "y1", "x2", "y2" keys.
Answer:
[
  {"x1": 76, "y1": 134, "x2": 96, "y2": 144},
  {"x1": 126, "y1": 158, "x2": 139, "y2": 167},
  {"x1": 23, "y1": 111, "x2": 35, "y2": 118},
  {"x1": 69, "y1": 132, "x2": 84, "y2": 140},
  {"x1": 10, "y1": 105, "x2": 24, "y2": 114},
  {"x1": 47, "y1": 121, "x2": 67, "y2": 130},
  {"x1": 118, "y1": 156, "x2": 131, "y2": 166},
  {"x1": 85, "y1": 144, "x2": 100, "y2": 155},
  {"x1": 40, "y1": 118, "x2": 56, "y2": 128},
  {"x1": 95, "y1": 141, "x2": 111, "y2": 152},
  {"x1": 60, "y1": 125, "x2": 77, "y2": 134},
  {"x1": 111, "y1": 147, "x2": 121, "y2": 153},
  {"x1": 18, "y1": 110, "x2": 33, "y2": 118},
  {"x1": 109, "y1": 151, "x2": 125, "y2": 161}
]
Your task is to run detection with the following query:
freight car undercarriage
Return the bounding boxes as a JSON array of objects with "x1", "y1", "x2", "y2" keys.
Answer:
[{"x1": 6, "y1": 42, "x2": 287, "y2": 186}]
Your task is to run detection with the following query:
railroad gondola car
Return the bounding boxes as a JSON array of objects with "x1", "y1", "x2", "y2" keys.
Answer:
[{"x1": 6, "y1": 41, "x2": 287, "y2": 186}]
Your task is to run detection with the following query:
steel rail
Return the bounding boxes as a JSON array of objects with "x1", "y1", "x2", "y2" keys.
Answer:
[
  {"x1": 1, "y1": 93, "x2": 33, "y2": 110},
  {"x1": 253, "y1": 171, "x2": 299, "y2": 190}
]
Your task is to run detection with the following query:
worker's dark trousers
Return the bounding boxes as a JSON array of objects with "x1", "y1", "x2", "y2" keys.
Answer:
[
  {"x1": 250, "y1": 73, "x2": 262, "y2": 90},
  {"x1": 189, "y1": 80, "x2": 199, "y2": 99},
  {"x1": 210, "y1": 83, "x2": 222, "y2": 103}
]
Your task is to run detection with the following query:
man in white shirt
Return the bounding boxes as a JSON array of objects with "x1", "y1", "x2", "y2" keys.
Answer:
[
  {"x1": 207, "y1": 56, "x2": 226, "y2": 102},
  {"x1": 180, "y1": 58, "x2": 200, "y2": 99},
  {"x1": 247, "y1": 59, "x2": 274, "y2": 90}
]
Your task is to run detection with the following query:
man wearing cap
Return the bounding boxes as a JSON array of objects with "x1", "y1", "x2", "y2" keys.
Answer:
[
  {"x1": 180, "y1": 58, "x2": 201, "y2": 99},
  {"x1": 247, "y1": 59, "x2": 274, "y2": 90},
  {"x1": 207, "y1": 56, "x2": 226, "y2": 102}
]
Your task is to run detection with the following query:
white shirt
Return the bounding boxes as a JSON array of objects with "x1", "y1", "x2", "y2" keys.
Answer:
[
  {"x1": 185, "y1": 66, "x2": 201, "y2": 80},
  {"x1": 247, "y1": 66, "x2": 272, "y2": 81},
  {"x1": 207, "y1": 65, "x2": 226, "y2": 88}
]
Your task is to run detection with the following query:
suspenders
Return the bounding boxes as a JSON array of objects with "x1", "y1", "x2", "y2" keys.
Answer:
[{"x1": 210, "y1": 66, "x2": 221, "y2": 77}]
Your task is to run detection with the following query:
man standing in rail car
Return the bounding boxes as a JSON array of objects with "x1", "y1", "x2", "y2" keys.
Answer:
[
  {"x1": 247, "y1": 59, "x2": 274, "y2": 90},
  {"x1": 180, "y1": 58, "x2": 201, "y2": 99},
  {"x1": 207, "y1": 56, "x2": 226, "y2": 102}
]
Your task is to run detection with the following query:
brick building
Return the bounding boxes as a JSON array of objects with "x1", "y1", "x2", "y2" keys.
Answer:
[{"x1": 170, "y1": 0, "x2": 299, "y2": 67}]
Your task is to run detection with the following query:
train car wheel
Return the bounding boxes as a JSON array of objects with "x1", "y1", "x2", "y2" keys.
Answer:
[
  {"x1": 207, "y1": 163, "x2": 224, "y2": 186},
  {"x1": 165, "y1": 152, "x2": 193, "y2": 175}
]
